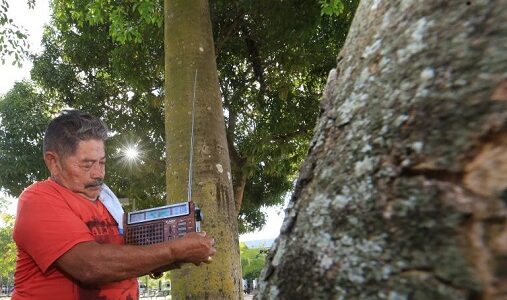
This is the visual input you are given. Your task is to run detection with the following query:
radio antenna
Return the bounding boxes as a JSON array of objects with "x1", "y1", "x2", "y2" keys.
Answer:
[{"x1": 188, "y1": 69, "x2": 198, "y2": 203}]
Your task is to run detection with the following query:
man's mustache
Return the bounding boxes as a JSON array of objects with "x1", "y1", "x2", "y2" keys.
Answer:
[{"x1": 85, "y1": 180, "x2": 104, "y2": 188}]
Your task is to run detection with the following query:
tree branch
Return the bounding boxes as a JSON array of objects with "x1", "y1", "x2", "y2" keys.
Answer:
[{"x1": 214, "y1": 10, "x2": 244, "y2": 58}]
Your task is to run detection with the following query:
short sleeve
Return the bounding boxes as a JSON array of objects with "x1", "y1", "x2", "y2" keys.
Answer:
[{"x1": 13, "y1": 184, "x2": 95, "y2": 273}]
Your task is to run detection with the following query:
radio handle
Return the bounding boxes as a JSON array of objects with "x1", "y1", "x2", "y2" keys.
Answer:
[
  {"x1": 195, "y1": 208, "x2": 203, "y2": 221},
  {"x1": 195, "y1": 206, "x2": 202, "y2": 232}
]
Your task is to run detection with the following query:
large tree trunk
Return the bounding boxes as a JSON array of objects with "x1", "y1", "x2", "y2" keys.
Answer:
[
  {"x1": 164, "y1": 0, "x2": 242, "y2": 298},
  {"x1": 257, "y1": 0, "x2": 507, "y2": 299}
]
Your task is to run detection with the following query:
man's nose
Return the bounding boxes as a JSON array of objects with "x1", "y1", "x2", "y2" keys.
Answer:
[{"x1": 91, "y1": 164, "x2": 105, "y2": 179}]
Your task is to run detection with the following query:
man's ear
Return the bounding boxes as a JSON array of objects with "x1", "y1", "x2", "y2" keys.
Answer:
[{"x1": 44, "y1": 151, "x2": 61, "y2": 176}]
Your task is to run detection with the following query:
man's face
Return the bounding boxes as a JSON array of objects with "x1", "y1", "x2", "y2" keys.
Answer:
[{"x1": 48, "y1": 139, "x2": 106, "y2": 201}]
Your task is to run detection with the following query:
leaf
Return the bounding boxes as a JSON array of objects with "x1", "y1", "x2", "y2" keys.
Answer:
[{"x1": 319, "y1": 0, "x2": 345, "y2": 16}]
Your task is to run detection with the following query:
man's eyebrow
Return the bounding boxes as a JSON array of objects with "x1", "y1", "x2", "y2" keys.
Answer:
[{"x1": 82, "y1": 156, "x2": 107, "y2": 163}]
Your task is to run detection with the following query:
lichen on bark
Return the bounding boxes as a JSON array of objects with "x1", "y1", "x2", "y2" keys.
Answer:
[{"x1": 256, "y1": 0, "x2": 507, "y2": 299}]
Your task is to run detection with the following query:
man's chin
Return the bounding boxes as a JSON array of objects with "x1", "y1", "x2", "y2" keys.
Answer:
[{"x1": 84, "y1": 186, "x2": 102, "y2": 200}]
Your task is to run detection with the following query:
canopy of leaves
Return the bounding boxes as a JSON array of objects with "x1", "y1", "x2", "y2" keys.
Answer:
[
  {"x1": 212, "y1": 0, "x2": 358, "y2": 231},
  {"x1": 0, "y1": 81, "x2": 57, "y2": 195},
  {"x1": 1, "y1": 0, "x2": 358, "y2": 232}
]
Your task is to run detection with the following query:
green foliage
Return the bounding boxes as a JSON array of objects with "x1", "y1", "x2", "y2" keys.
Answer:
[
  {"x1": 0, "y1": 0, "x2": 32, "y2": 66},
  {"x1": 0, "y1": 81, "x2": 60, "y2": 196},
  {"x1": 138, "y1": 274, "x2": 170, "y2": 291},
  {"x1": 0, "y1": 0, "x2": 359, "y2": 231},
  {"x1": 0, "y1": 197, "x2": 16, "y2": 278},
  {"x1": 319, "y1": 0, "x2": 345, "y2": 16},
  {"x1": 52, "y1": 0, "x2": 163, "y2": 44},
  {"x1": 240, "y1": 242, "x2": 268, "y2": 280},
  {"x1": 212, "y1": 0, "x2": 359, "y2": 230}
]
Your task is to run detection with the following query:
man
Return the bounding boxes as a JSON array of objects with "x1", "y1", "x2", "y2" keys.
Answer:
[{"x1": 12, "y1": 110, "x2": 216, "y2": 299}]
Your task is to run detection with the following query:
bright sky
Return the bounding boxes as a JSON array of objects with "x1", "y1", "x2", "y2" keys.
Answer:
[
  {"x1": 239, "y1": 203, "x2": 286, "y2": 242},
  {"x1": 0, "y1": 0, "x2": 50, "y2": 95},
  {"x1": 0, "y1": 0, "x2": 285, "y2": 242}
]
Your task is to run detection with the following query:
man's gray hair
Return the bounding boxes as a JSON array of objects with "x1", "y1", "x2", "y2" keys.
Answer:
[{"x1": 43, "y1": 110, "x2": 109, "y2": 158}]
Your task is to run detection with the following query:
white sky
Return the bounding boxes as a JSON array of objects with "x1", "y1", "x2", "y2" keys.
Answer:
[
  {"x1": 0, "y1": 0, "x2": 285, "y2": 242},
  {"x1": 0, "y1": 0, "x2": 50, "y2": 95},
  {"x1": 239, "y1": 203, "x2": 286, "y2": 242}
]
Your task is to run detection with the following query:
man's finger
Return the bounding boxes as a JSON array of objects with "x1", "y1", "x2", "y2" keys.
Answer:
[{"x1": 204, "y1": 256, "x2": 213, "y2": 264}]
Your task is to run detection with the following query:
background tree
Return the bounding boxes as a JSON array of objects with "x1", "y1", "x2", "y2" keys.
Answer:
[
  {"x1": 257, "y1": 0, "x2": 507, "y2": 299},
  {"x1": 240, "y1": 242, "x2": 268, "y2": 281},
  {"x1": 0, "y1": 0, "x2": 359, "y2": 232},
  {"x1": 210, "y1": 0, "x2": 358, "y2": 231},
  {"x1": 0, "y1": 196, "x2": 16, "y2": 294},
  {"x1": 0, "y1": 81, "x2": 60, "y2": 193}
]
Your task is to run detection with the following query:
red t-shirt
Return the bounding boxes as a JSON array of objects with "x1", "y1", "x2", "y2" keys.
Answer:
[{"x1": 12, "y1": 179, "x2": 138, "y2": 300}]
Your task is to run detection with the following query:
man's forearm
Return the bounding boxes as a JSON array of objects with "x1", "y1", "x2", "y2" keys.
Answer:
[
  {"x1": 55, "y1": 240, "x2": 178, "y2": 286},
  {"x1": 55, "y1": 231, "x2": 215, "y2": 286}
]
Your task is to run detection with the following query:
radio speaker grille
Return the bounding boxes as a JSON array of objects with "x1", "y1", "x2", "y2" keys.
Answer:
[{"x1": 125, "y1": 222, "x2": 165, "y2": 245}]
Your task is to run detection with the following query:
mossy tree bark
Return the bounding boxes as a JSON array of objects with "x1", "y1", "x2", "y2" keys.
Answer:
[
  {"x1": 257, "y1": 0, "x2": 507, "y2": 299},
  {"x1": 164, "y1": 0, "x2": 242, "y2": 298}
]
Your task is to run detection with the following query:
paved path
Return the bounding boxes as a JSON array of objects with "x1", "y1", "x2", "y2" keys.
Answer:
[{"x1": 244, "y1": 293, "x2": 254, "y2": 300}]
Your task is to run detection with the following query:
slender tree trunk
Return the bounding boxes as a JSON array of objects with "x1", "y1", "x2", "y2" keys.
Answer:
[
  {"x1": 257, "y1": 0, "x2": 507, "y2": 299},
  {"x1": 164, "y1": 0, "x2": 242, "y2": 298},
  {"x1": 229, "y1": 140, "x2": 247, "y2": 213},
  {"x1": 233, "y1": 172, "x2": 247, "y2": 214}
]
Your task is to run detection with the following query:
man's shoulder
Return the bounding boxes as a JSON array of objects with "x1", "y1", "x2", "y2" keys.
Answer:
[
  {"x1": 22, "y1": 179, "x2": 52, "y2": 194},
  {"x1": 20, "y1": 179, "x2": 65, "y2": 202}
]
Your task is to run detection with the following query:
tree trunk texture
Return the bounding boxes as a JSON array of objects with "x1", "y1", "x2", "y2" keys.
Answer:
[
  {"x1": 227, "y1": 128, "x2": 247, "y2": 213},
  {"x1": 257, "y1": 0, "x2": 507, "y2": 299},
  {"x1": 164, "y1": 0, "x2": 242, "y2": 298}
]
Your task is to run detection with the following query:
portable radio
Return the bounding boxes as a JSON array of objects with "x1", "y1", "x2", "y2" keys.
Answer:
[
  {"x1": 124, "y1": 70, "x2": 202, "y2": 278},
  {"x1": 124, "y1": 201, "x2": 203, "y2": 246}
]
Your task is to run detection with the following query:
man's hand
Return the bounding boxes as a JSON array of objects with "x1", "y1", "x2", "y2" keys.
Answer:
[{"x1": 170, "y1": 232, "x2": 216, "y2": 266}]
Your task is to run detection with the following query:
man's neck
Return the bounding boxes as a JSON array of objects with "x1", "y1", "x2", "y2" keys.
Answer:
[{"x1": 49, "y1": 176, "x2": 99, "y2": 202}]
